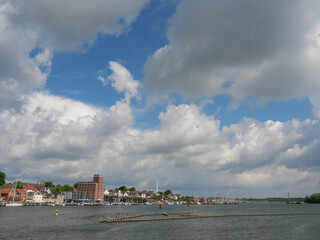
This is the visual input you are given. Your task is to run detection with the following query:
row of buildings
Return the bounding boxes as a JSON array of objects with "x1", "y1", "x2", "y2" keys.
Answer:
[
  {"x1": 0, "y1": 184, "x2": 43, "y2": 203},
  {"x1": 0, "y1": 174, "x2": 105, "y2": 204},
  {"x1": 0, "y1": 174, "x2": 159, "y2": 204},
  {"x1": 0, "y1": 174, "x2": 185, "y2": 205}
]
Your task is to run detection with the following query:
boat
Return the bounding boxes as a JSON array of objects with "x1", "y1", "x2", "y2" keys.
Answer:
[
  {"x1": 287, "y1": 192, "x2": 303, "y2": 204},
  {"x1": 6, "y1": 182, "x2": 23, "y2": 207},
  {"x1": 0, "y1": 200, "x2": 7, "y2": 206},
  {"x1": 6, "y1": 202, "x2": 23, "y2": 207}
]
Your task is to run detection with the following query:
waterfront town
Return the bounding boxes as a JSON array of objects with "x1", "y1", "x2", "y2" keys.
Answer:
[{"x1": 0, "y1": 173, "x2": 239, "y2": 206}]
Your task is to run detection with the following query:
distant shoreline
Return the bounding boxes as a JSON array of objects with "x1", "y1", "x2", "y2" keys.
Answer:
[{"x1": 239, "y1": 198, "x2": 304, "y2": 203}]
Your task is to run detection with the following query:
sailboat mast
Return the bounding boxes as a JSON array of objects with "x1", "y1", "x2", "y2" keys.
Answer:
[
  {"x1": 156, "y1": 178, "x2": 158, "y2": 193},
  {"x1": 225, "y1": 188, "x2": 228, "y2": 203},
  {"x1": 10, "y1": 181, "x2": 17, "y2": 203}
]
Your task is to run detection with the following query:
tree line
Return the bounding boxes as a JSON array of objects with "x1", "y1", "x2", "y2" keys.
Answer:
[{"x1": 305, "y1": 193, "x2": 320, "y2": 203}]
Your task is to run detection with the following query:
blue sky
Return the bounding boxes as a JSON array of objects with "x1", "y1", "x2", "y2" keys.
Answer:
[{"x1": 1, "y1": 0, "x2": 320, "y2": 197}]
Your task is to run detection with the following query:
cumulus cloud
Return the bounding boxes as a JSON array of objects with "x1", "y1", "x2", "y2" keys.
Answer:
[
  {"x1": 0, "y1": 1, "x2": 50, "y2": 109},
  {"x1": 6, "y1": 0, "x2": 149, "y2": 51},
  {"x1": 1, "y1": 92, "x2": 320, "y2": 196},
  {"x1": 144, "y1": 0, "x2": 320, "y2": 107},
  {"x1": 0, "y1": 0, "x2": 147, "y2": 110},
  {"x1": 0, "y1": 91, "x2": 134, "y2": 178},
  {"x1": 98, "y1": 61, "x2": 140, "y2": 102},
  {"x1": 132, "y1": 104, "x2": 220, "y2": 155},
  {"x1": 132, "y1": 105, "x2": 320, "y2": 174}
]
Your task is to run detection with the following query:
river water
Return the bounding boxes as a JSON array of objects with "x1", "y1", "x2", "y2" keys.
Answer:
[{"x1": 1, "y1": 202, "x2": 320, "y2": 240}]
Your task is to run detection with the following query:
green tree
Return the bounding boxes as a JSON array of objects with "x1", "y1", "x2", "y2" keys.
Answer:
[
  {"x1": 45, "y1": 181, "x2": 53, "y2": 188},
  {"x1": 51, "y1": 184, "x2": 62, "y2": 193},
  {"x1": 14, "y1": 181, "x2": 23, "y2": 189},
  {"x1": 128, "y1": 187, "x2": 136, "y2": 191},
  {"x1": 164, "y1": 189, "x2": 172, "y2": 195},
  {"x1": 73, "y1": 182, "x2": 79, "y2": 188},
  {"x1": 62, "y1": 184, "x2": 74, "y2": 191},
  {"x1": 179, "y1": 196, "x2": 194, "y2": 203},
  {"x1": 152, "y1": 195, "x2": 163, "y2": 200},
  {"x1": 305, "y1": 193, "x2": 320, "y2": 203},
  {"x1": 51, "y1": 184, "x2": 74, "y2": 192},
  {"x1": 119, "y1": 186, "x2": 128, "y2": 191},
  {"x1": 0, "y1": 171, "x2": 6, "y2": 186}
]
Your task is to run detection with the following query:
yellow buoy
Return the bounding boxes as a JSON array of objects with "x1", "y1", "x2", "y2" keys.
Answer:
[{"x1": 56, "y1": 209, "x2": 58, "y2": 216}]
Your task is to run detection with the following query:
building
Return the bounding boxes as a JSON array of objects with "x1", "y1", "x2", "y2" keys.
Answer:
[
  {"x1": 55, "y1": 193, "x2": 65, "y2": 205},
  {"x1": 104, "y1": 190, "x2": 116, "y2": 203},
  {"x1": 76, "y1": 174, "x2": 105, "y2": 202},
  {"x1": 0, "y1": 188, "x2": 14, "y2": 202},
  {"x1": 33, "y1": 193, "x2": 43, "y2": 203},
  {"x1": 0, "y1": 187, "x2": 26, "y2": 202},
  {"x1": 61, "y1": 191, "x2": 86, "y2": 202}
]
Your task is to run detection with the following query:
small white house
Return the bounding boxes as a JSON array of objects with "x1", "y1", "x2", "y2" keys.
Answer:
[
  {"x1": 168, "y1": 194, "x2": 180, "y2": 200},
  {"x1": 115, "y1": 190, "x2": 128, "y2": 197}
]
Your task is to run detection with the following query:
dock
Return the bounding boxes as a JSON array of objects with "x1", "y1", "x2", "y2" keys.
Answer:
[{"x1": 100, "y1": 211, "x2": 320, "y2": 223}]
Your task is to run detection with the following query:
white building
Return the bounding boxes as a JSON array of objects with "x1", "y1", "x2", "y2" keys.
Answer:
[{"x1": 33, "y1": 193, "x2": 43, "y2": 203}]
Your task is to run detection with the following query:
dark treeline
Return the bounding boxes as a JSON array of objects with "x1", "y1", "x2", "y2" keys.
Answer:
[{"x1": 305, "y1": 193, "x2": 320, "y2": 203}]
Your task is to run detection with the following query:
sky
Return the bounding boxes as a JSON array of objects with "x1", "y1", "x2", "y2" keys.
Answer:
[{"x1": 1, "y1": 0, "x2": 320, "y2": 198}]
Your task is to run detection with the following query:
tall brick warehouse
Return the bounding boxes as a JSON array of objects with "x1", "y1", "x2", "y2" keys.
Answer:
[{"x1": 77, "y1": 174, "x2": 105, "y2": 201}]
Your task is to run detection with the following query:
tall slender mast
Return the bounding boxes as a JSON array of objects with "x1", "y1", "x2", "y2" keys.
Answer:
[
  {"x1": 225, "y1": 188, "x2": 228, "y2": 203},
  {"x1": 156, "y1": 178, "x2": 158, "y2": 193},
  {"x1": 11, "y1": 181, "x2": 17, "y2": 203}
]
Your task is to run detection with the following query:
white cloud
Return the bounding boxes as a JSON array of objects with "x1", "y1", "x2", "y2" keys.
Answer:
[
  {"x1": 7, "y1": 0, "x2": 149, "y2": 51},
  {"x1": 1, "y1": 94, "x2": 320, "y2": 196},
  {"x1": 97, "y1": 76, "x2": 107, "y2": 87},
  {"x1": 0, "y1": 0, "x2": 148, "y2": 110},
  {"x1": 132, "y1": 104, "x2": 220, "y2": 155},
  {"x1": 34, "y1": 49, "x2": 53, "y2": 68},
  {"x1": 0, "y1": 91, "x2": 134, "y2": 177},
  {"x1": 24, "y1": 92, "x2": 99, "y2": 125},
  {"x1": 105, "y1": 61, "x2": 140, "y2": 101},
  {"x1": 144, "y1": 0, "x2": 320, "y2": 107},
  {"x1": 309, "y1": 91, "x2": 320, "y2": 119},
  {"x1": 0, "y1": 2, "x2": 49, "y2": 110}
]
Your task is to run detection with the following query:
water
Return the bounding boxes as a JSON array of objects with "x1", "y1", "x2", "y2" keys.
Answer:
[{"x1": 1, "y1": 203, "x2": 320, "y2": 240}]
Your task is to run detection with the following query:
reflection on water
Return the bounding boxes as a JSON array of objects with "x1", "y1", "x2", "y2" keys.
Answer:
[{"x1": 0, "y1": 203, "x2": 320, "y2": 240}]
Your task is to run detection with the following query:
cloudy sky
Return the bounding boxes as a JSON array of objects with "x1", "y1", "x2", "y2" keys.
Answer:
[{"x1": 1, "y1": 0, "x2": 320, "y2": 198}]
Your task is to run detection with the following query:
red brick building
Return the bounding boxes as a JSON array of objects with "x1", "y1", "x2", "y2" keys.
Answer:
[{"x1": 76, "y1": 174, "x2": 105, "y2": 202}]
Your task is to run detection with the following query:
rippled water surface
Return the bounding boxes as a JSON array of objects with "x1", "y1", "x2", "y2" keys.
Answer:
[{"x1": 1, "y1": 203, "x2": 320, "y2": 240}]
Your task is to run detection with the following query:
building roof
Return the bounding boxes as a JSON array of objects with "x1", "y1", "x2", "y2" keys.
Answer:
[
  {"x1": 0, "y1": 188, "x2": 12, "y2": 194},
  {"x1": 24, "y1": 185, "x2": 39, "y2": 192},
  {"x1": 16, "y1": 189, "x2": 25, "y2": 195}
]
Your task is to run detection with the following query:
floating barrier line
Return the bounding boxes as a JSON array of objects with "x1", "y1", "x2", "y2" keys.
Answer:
[
  {"x1": 100, "y1": 211, "x2": 194, "y2": 222},
  {"x1": 100, "y1": 212, "x2": 320, "y2": 223},
  {"x1": 112, "y1": 211, "x2": 194, "y2": 220}
]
